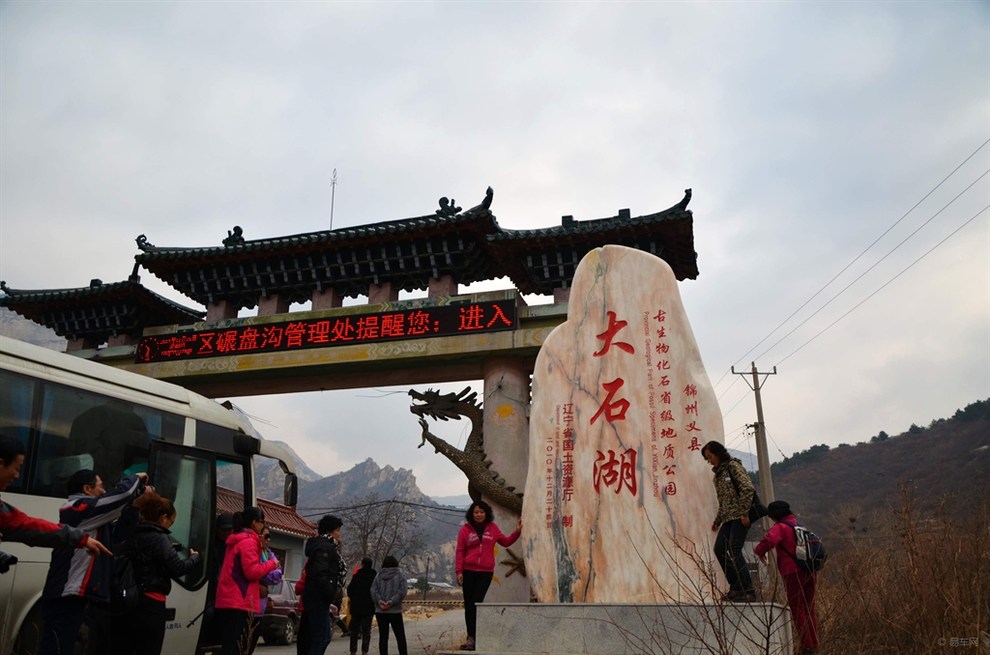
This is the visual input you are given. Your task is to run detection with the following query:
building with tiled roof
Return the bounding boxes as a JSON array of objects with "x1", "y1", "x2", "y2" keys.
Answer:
[{"x1": 0, "y1": 270, "x2": 203, "y2": 349}]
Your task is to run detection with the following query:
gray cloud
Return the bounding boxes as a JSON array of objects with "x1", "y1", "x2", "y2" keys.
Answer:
[{"x1": 2, "y1": 1, "x2": 987, "y2": 495}]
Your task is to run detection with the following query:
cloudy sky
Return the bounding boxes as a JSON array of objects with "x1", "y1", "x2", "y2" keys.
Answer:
[{"x1": 2, "y1": 2, "x2": 987, "y2": 498}]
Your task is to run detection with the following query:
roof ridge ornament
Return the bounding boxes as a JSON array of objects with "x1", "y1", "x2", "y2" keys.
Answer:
[
  {"x1": 222, "y1": 225, "x2": 245, "y2": 247},
  {"x1": 135, "y1": 234, "x2": 157, "y2": 251},
  {"x1": 436, "y1": 187, "x2": 494, "y2": 218},
  {"x1": 462, "y1": 186, "x2": 494, "y2": 216},
  {"x1": 436, "y1": 197, "x2": 462, "y2": 217}
]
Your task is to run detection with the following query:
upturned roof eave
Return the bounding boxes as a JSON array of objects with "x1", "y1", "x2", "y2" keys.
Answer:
[{"x1": 134, "y1": 210, "x2": 501, "y2": 262}]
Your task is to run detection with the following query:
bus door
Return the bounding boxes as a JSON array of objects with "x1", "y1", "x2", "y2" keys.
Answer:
[{"x1": 147, "y1": 441, "x2": 217, "y2": 653}]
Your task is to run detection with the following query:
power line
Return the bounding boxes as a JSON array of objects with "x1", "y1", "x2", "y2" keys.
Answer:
[
  {"x1": 775, "y1": 204, "x2": 989, "y2": 365},
  {"x1": 755, "y1": 169, "x2": 989, "y2": 363},
  {"x1": 728, "y1": 139, "x2": 990, "y2": 372}
]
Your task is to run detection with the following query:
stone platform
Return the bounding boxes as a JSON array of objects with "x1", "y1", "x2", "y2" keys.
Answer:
[{"x1": 438, "y1": 602, "x2": 793, "y2": 655}]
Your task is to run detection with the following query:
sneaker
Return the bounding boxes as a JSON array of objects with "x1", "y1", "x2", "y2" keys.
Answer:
[
  {"x1": 460, "y1": 636, "x2": 476, "y2": 651},
  {"x1": 722, "y1": 590, "x2": 758, "y2": 603}
]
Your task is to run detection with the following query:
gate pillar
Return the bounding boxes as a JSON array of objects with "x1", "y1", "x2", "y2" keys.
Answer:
[{"x1": 481, "y1": 358, "x2": 531, "y2": 602}]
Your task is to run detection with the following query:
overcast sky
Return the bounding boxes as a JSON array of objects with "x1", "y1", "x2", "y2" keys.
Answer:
[{"x1": 2, "y1": 1, "x2": 987, "y2": 498}]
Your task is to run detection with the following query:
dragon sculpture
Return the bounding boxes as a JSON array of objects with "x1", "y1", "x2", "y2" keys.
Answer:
[{"x1": 409, "y1": 386, "x2": 523, "y2": 515}]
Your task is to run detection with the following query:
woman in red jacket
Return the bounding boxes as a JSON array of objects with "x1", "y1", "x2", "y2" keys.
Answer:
[
  {"x1": 454, "y1": 500, "x2": 521, "y2": 652},
  {"x1": 754, "y1": 500, "x2": 819, "y2": 655},
  {"x1": 214, "y1": 507, "x2": 280, "y2": 655}
]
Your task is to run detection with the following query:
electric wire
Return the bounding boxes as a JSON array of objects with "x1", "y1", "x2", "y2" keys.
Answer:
[
  {"x1": 728, "y1": 139, "x2": 990, "y2": 374},
  {"x1": 754, "y1": 169, "x2": 989, "y2": 363},
  {"x1": 775, "y1": 203, "x2": 988, "y2": 365}
]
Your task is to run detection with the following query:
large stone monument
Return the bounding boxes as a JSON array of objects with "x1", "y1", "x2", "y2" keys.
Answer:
[{"x1": 522, "y1": 245, "x2": 721, "y2": 603}]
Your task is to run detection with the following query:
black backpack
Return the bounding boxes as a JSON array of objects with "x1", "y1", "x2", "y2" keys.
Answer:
[{"x1": 112, "y1": 544, "x2": 143, "y2": 610}]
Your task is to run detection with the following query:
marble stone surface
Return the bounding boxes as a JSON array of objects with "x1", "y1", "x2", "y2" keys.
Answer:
[{"x1": 522, "y1": 245, "x2": 722, "y2": 603}]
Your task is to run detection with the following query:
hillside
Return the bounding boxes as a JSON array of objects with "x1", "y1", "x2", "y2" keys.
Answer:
[{"x1": 769, "y1": 398, "x2": 990, "y2": 546}]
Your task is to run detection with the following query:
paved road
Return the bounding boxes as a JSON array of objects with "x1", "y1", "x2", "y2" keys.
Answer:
[{"x1": 258, "y1": 609, "x2": 466, "y2": 655}]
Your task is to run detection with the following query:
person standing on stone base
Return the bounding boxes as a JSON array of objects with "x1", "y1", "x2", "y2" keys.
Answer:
[
  {"x1": 455, "y1": 500, "x2": 521, "y2": 652},
  {"x1": 346, "y1": 557, "x2": 377, "y2": 655},
  {"x1": 702, "y1": 440, "x2": 758, "y2": 602},
  {"x1": 754, "y1": 500, "x2": 820, "y2": 655},
  {"x1": 370, "y1": 555, "x2": 408, "y2": 655}
]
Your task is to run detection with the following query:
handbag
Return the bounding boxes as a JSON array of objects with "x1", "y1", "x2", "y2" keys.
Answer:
[
  {"x1": 748, "y1": 490, "x2": 769, "y2": 523},
  {"x1": 728, "y1": 462, "x2": 767, "y2": 523}
]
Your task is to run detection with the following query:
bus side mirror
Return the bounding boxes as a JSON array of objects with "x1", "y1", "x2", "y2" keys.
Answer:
[{"x1": 284, "y1": 473, "x2": 298, "y2": 508}]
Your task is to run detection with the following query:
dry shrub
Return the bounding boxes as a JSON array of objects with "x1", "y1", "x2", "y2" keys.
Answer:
[{"x1": 817, "y1": 486, "x2": 990, "y2": 654}]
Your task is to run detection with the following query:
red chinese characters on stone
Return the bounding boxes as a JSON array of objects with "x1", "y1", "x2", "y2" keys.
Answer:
[
  {"x1": 593, "y1": 448, "x2": 638, "y2": 496},
  {"x1": 593, "y1": 311, "x2": 635, "y2": 357},
  {"x1": 590, "y1": 378, "x2": 630, "y2": 425}
]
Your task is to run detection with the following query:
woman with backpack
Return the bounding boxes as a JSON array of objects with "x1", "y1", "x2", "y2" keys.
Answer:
[
  {"x1": 113, "y1": 490, "x2": 202, "y2": 655},
  {"x1": 702, "y1": 440, "x2": 759, "y2": 602},
  {"x1": 754, "y1": 500, "x2": 820, "y2": 655}
]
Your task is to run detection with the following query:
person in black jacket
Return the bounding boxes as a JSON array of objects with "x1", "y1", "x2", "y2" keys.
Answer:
[
  {"x1": 112, "y1": 490, "x2": 201, "y2": 655},
  {"x1": 301, "y1": 514, "x2": 345, "y2": 655},
  {"x1": 346, "y1": 557, "x2": 377, "y2": 655}
]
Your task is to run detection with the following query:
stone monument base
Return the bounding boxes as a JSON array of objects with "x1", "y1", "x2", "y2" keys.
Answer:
[{"x1": 440, "y1": 602, "x2": 793, "y2": 655}]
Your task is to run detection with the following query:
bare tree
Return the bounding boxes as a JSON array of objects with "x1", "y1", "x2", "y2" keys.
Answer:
[{"x1": 336, "y1": 494, "x2": 428, "y2": 568}]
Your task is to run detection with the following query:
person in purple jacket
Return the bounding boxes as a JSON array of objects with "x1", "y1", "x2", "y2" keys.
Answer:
[
  {"x1": 247, "y1": 525, "x2": 283, "y2": 654},
  {"x1": 454, "y1": 500, "x2": 521, "y2": 652}
]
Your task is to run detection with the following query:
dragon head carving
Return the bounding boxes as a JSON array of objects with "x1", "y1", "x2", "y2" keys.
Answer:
[{"x1": 408, "y1": 386, "x2": 479, "y2": 422}]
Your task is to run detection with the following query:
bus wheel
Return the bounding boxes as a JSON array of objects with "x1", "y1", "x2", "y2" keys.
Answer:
[
  {"x1": 12, "y1": 603, "x2": 88, "y2": 655},
  {"x1": 12, "y1": 602, "x2": 42, "y2": 655}
]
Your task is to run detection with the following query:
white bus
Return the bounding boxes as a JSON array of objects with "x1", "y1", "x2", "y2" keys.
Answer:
[{"x1": 0, "y1": 336, "x2": 298, "y2": 655}]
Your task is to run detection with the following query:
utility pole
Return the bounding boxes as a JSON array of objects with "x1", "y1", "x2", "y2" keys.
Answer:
[
  {"x1": 329, "y1": 168, "x2": 338, "y2": 230},
  {"x1": 731, "y1": 361, "x2": 777, "y2": 503},
  {"x1": 422, "y1": 557, "x2": 430, "y2": 601}
]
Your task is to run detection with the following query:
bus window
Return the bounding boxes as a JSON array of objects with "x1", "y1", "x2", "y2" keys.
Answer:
[
  {"x1": 30, "y1": 380, "x2": 184, "y2": 497},
  {"x1": 0, "y1": 369, "x2": 33, "y2": 493}
]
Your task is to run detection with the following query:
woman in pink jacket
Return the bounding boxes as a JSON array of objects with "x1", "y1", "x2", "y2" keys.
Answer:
[
  {"x1": 214, "y1": 507, "x2": 280, "y2": 655},
  {"x1": 753, "y1": 500, "x2": 819, "y2": 655},
  {"x1": 455, "y1": 500, "x2": 521, "y2": 652}
]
